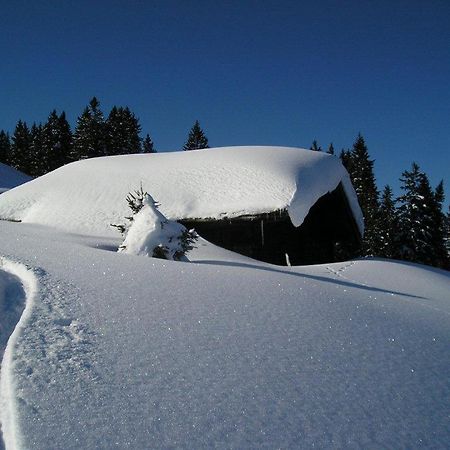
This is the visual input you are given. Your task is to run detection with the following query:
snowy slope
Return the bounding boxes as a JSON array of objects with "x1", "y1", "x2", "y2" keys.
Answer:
[
  {"x1": 0, "y1": 164, "x2": 31, "y2": 194},
  {"x1": 0, "y1": 220, "x2": 449, "y2": 449},
  {"x1": 0, "y1": 147, "x2": 363, "y2": 235}
]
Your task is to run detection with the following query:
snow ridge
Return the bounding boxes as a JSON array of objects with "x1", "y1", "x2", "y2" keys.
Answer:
[{"x1": 0, "y1": 258, "x2": 38, "y2": 450}]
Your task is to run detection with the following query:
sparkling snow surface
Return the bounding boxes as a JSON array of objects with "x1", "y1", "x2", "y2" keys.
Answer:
[
  {"x1": 0, "y1": 164, "x2": 31, "y2": 194},
  {"x1": 0, "y1": 147, "x2": 363, "y2": 235},
  {"x1": 0, "y1": 221, "x2": 449, "y2": 449}
]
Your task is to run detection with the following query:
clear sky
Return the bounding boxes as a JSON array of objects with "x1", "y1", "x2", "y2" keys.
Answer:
[{"x1": 1, "y1": 0, "x2": 449, "y2": 205}]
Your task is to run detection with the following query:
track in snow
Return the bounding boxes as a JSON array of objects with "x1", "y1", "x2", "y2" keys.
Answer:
[
  {"x1": 0, "y1": 259, "x2": 38, "y2": 450},
  {"x1": 0, "y1": 264, "x2": 27, "y2": 450}
]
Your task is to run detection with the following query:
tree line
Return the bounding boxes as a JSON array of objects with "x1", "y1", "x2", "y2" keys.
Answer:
[
  {"x1": 0, "y1": 98, "x2": 447, "y2": 269},
  {"x1": 0, "y1": 97, "x2": 209, "y2": 177},
  {"x1": 311, "y1": 135, "x2": 449, "y2": 270}
]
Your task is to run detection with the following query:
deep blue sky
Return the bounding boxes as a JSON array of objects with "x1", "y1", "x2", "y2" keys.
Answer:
[{"x1": 1, "y1": 0, "x2": 449, "y2": 205}]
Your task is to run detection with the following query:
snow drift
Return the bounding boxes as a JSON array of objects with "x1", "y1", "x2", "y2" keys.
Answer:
[
  {"x1": 0, "y1": 146, "x2": 363, "y2": 236},
  {"x1": 0, "y1": 163, "x2": 31, "y2": 194}
]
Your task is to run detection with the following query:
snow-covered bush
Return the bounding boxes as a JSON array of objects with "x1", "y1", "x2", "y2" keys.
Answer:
[{"x1": 112, "y1": 187, "x2": 197, "y2": 261}]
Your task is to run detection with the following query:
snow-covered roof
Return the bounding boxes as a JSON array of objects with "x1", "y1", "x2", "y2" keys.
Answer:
[
  {"x1": 0, "y1": 163, "x2": 31, "y2": 194},
  {"x1": 0, "y1": 146, "x2": 363, "y2": 236}
]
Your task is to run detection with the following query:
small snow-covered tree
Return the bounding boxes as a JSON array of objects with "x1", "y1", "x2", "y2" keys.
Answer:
[
  {"x1": 111, "y1": 185, "x2": 148, "y2": 235},
  {"x1": 112, "y1": 187, "x2": 197, "y2": 261}
]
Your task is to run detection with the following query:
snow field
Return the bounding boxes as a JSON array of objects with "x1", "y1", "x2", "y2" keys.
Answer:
[
  {"x1": 0, "y1": 221, "x2": 449, "y2": 448},
  {"x1": 0, "y1": 146, "x2": 447, "y2": 448}
]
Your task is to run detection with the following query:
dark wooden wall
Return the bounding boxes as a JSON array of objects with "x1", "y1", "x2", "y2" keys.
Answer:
[{"x1": 181, "y1": 183, "x2": 361, "y2": 266}]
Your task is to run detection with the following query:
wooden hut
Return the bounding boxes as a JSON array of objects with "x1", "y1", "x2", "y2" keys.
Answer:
[
  {"x1": 181, "y1": 182, "x2": 361, "y2": 266},
  {"x1": 0, "y1": 146, "x2": 364, "y2": 265}
]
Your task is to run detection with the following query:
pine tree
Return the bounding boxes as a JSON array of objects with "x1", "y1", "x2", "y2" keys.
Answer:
[
  {"x1": 105, "y1": 106, "x2": 120, "y2": 155},
  {"x1": 41, "y1": 110, "x2": 59, "y2": 171},
  {"x1": 29, "y1": 123, "x2": 45, "y2": 176},
  {"x1": 40, "y1": 110, "x2": 73, "y2": 172},
  {"x1": 9, "y1": 120, "x2": 32, "y2": 174},
  {"x1": 429, "y1": 180, "x2": 448, "y2": 268},
  {"x1": 434, "y1": 180, "x2": 444, "y2": 204},
  {"x1": 72, "y1": 107, "x2": 91, "y2": 160},
  {"x1": 105, "y1": 106, "x2": 142, "y2": 155},
  {"x1": 415, "y1": 172, "x2": 438, "y2": 266},
  {"x1": 396, "y1": 163, "x2": 439, "y2": 266},
  {"x1": 142, "y1": 134, "x2": 156, "y2": 153},
  {"x1": 183, "y1": 120, "x2": 209, "y2": 150},
  {"x1": 58, "y1": 111, "x2": 74, "y2": 165},
  {"x1": 310, "y1": 140, "x2": 322, "y2": 151},
  {"x1": 34, "y1": 111, "x2": 73, "y2": 174},
  {"x1": 339, "y1": 149, "x2": 352, "y2": 172},
  {"x1": 445, "y1": 205, "x2": 450, "y2": 267},
  {"x1": 0, "y1": 130, "x2": 11, "y2": 165},
  {"x1": 72, "y1": 97, "x2": 106, "y2": 160},
  {"x1": 348, "y1": 134, "x2": 380, "y2": 255},
  {"x1": 377, "y1": 185, "x2": 400, "y2": 259},
  {"x1": 327, "y1": 143, "x2": 335, "y2": 155},
  {"x1": 397, "y1": 163, "x2": 422, "y2": 261},
  {"x1": 111, "y1": 185, "x2": 147, "y2": 235}
]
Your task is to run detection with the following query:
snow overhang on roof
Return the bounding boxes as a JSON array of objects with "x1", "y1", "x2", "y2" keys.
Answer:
[{"x1": 0, "y1": 146, "x2": 364, "y2": 236}]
